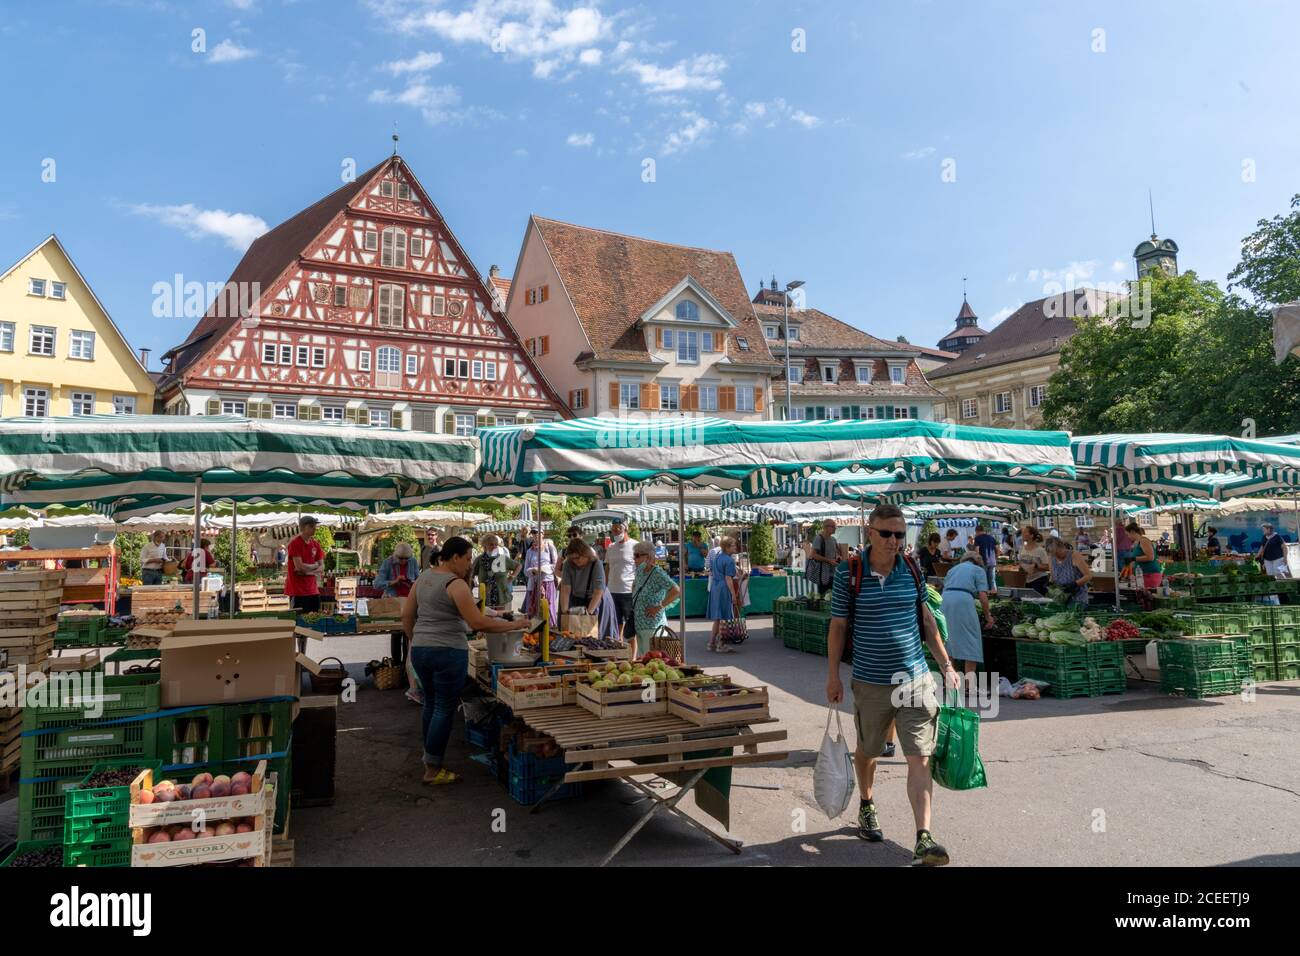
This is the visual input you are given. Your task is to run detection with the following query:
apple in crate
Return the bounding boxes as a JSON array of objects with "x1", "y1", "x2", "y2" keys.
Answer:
[{"x1": 148, "y1": 829, "x2": 171, "y2": 844}]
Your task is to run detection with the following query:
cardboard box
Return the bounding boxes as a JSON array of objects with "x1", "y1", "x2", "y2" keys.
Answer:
[
  {"x1": 366, "y1": 597, "x2": 404, "y2": 619},
  {"x1": 160, "y1": 619, "x2": 320, "y2": 707}
]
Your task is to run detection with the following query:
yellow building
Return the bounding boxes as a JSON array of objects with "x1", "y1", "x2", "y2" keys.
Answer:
[{"x1": 0, "y1": 235, "x2": 154, "y2": 417}]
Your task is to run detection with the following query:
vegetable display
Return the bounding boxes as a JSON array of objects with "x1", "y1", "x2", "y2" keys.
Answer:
[
  {"x1": 1009, "y1": 612, "x2": 1104, "y2": 645},
  {"x1": 1104, "y1": 619, "x2": 1141, "y2": 642}
]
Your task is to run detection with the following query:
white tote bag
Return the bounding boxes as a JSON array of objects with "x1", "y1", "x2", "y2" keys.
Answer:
[{"x1": 813, "y1": 706, "x2": 856, "y2": 819}]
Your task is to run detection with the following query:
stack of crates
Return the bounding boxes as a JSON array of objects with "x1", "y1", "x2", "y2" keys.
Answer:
[
  {"x1": 506, "y1": 740, "x2": 580, "y2": 806},
  {"x1": 1015, "y1": 642, "x2": 1126, "y2": 698},
  {"x1": 1157, "y1": 639, "x2": 1243, "y2": 698},
  {"x1": 62, "y1": 758, "x2": 161, "y2": 868},
  {"x1": 18, "y1": 673, "x2": 161, "y2": 844},
  {"x1": 1272, "y1": 607, "x2": 1300, "y2": 681}
]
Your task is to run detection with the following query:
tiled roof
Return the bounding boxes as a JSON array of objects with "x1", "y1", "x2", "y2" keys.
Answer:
[
  {"x1": 957, "y1": 298, "x2": 978, "y2": 321},
  {"x1": 779, "y1": 355, "x2": 943, "y2": 398},
  {"x1": 928, "y1": 289, "x2": 1123, "y2": 380},
  {"x1": 160, "y1": 157, "x2": 389, "y2": 383},
  {"x1": 753, "y1": 304, "x2": 911, "y2": 352},
  {"x1": 532, "y1": 217, "x2": 778, "y2": 366},
  {"x1": 490, "y1": 275, "x2": 512, "y2": 297},
  {"x1": 911, "y1": 344, "x2": 960, "y2": 360},
  {"x1": 938, "y1": 323, "x2": 989, "y2": 342},
  {"x1": 791, "y1": 380, "x2": 944, "y2": 399}
]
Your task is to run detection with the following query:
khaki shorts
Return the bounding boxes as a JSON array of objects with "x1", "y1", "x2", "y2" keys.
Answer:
[{"x1": 851, "y1": 673, "x2": 939, "y2": 758}]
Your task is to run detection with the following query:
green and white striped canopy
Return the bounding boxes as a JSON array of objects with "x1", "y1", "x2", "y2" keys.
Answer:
[
  {"x1": 479, "y1": 417, "x2": 1075, "y2": 490},
  {"x1": 474, "y1": 519, "x2": 553, "y2": 533},
  {"x1": 571, "y1": 504, "x2": 760, "y2": 528}
]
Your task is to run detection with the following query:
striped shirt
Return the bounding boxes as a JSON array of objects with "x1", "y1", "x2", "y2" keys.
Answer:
[{"x1": 831, "y1": 554, "x2": 926, "y2": 685}]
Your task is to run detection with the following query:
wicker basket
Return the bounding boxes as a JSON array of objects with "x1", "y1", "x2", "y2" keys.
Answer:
[
  {"x1": 308, "y1": 656, "x2": 349, "y2": 695},
  {"x1": 367, "y1": 657, "x2": 403, "y2": 690},
  {"x1": 651, "y1": 625, "x2": 684, "y2": 663}
]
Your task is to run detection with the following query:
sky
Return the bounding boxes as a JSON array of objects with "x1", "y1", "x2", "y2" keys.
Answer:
[{"x1": 3, "y1": 0, "x2": 1299, "y2": 363}]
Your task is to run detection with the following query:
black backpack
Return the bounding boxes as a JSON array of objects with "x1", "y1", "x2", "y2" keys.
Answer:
[{"x1": 841, "y1": 548, "x2": 928, "y2": 664}]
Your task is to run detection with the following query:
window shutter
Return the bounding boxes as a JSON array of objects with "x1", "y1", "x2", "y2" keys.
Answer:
[
  {"x1": 910, "y1": 405, "x2": 918, "y2": 419},
  {"x1": 568, "y1": 390, "x2": 576, "y2": 407},
  {"x1": 477, "y1": 413, "x2": 496, "y2": 429},
  {"x1": 206, "y1": 399, "x2": 219, "y2": 416},
  {"x1": 720, "y1": 386, "x2": 736, "y2": 411},
  {"x1": 443, "y1": 412, "x2": 456, "y2": 434},
  {"x1": 885, "y1": 405, "x2": 895, "y2": 419},
  {"x1": 875, "y1": 405, "x2": 885, "y2": 420},
  {"x1": 391, "y1": 411, "x2": 404, "y2": 429},
  {"x1": 540, "y1": 285, "x2": 549, "y2": 303},
  {"x1": 754, "y1": 388, "x2": 764, "y2": 412},
  {"x1": 541, "y1": 336, "x2": 550, "y2": 356},
  {"x1": 609, "y1": 382, "x2": 620, "y2": 408},
  {"x1": 639, "y1": 383, "x2": 652, "y2": 409},
  {"x1": 681, "y1": 385, "x2": 696, "y2": 411},
  {"x1": 703, "y1": 332, "x2": 716, "y2": 352},
  {"x1": 655, "y1": 329, "x2": 662, "y2": 349}
]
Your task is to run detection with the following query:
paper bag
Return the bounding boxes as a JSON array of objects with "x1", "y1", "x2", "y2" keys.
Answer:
[{"x1": 561, "y1": 612, "x2": 599, "y2": 638}]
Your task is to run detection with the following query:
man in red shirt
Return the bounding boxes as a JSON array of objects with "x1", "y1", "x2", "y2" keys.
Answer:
[{"x1": 286, "y1": 517, "x2": 326, "y2": 613}]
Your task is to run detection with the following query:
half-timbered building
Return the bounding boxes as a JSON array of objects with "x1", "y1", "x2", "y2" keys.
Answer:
[{"x1": 157, "y1": 156, "x2": 568, "y2": 434}]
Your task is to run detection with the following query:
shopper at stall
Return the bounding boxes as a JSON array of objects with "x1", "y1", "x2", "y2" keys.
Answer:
[
  {"x1": 1018, "y1": 526, "x2": 1051, "y2": 595},
  {"x1": 375, "y1": 541, "x2": 420, "y2": 598},
  {"x1": 918, "y1": 533, "x2": 943, "y2": 578},
  {"x1": 274, "y1": 543, "x2": 288, "y2": 569},
  {"x1": 471, "y1": 534, "x2": 517, "y2": 610},
  {"x1": 1206, "y1": 526, "x2": 1222, "y2": 557},
  {"x1": 706, "y1": 536, "x2": 741, "y2": 654},
  {"x1": 1124, "y1": 522, "x2": 1163, "y2": 592},
  {"x1": 1049, "y1": 536, "x2": 1093, "y2": 607},
  {"x1": 182, "y1": 538, "x2": 216, "y2": 584},
  {"x1": 419, "y1": 529, "x2": 442, "y2": 571},
  {"x1": 604, "y1": 519, "x2": 638, "y2": 639},
  {"x1": 941, "y1": 528, "x2": 960, "y2": 559},
  {"x1": 522, "y1": 529, "x2": 560, "y2": 629},
  {"x1": 826, "y1": 503, "x2": 960, "y2": 866},
  {"x1": 940, "y1": 553, "x2": 994, "y2": 702},
  {"x1": 286, "y1": 517, "x2": 326, "y2": 613},
  {"x1": 559, "y1": 539, "x2": 619, "y2": 641},
  {"x1": 403, "y1": 536, "x2": 528, "y2": 786},
  {"x1": 686, "y1": 531, "x2": 708, "y2": 573},
  {"x1": 972, "y1": 524, "x2": 999, "y2": 593},
  {"x1": 140, "y1": 530, "x2": 168, "y2": 585},
  {"x1": 1257, "y1": 522, "x2": 1289, "y2": 578},
  {"x1": 630, "y1": 540, "x2": 681, "y2": 654},
  {"x1": 1075, "y1": 528, "x2": 1092, "y2": 554},
  {"x1": 807, "y1": 519, "x2": 844, "y2": 596}
]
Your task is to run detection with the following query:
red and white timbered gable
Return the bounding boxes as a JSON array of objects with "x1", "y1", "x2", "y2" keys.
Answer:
[{"x1": 167, "y1": 157, "x2": 566, "y2": 431}]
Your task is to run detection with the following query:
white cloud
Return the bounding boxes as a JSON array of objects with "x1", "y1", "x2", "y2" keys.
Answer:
[
  {"x1": 732, "y1": 98, "x2": 821, "y2": 133},
  {"x1": 613, "y1": 39, "x2": 632, "y2": 56},
  {"x1": 790, "y1": 110, "x2": 821, "y2": 129},
  {"x1": 209, "y1": 39, "x2": 256, "y2": 63},
  {"x1": 566, "y1": 132, "x2": 594, "y2": 147},
  {"x1": 902, "y1": 146, "x2": 936, "y2": 160},
  {"x1": 618, "y1": 54, "x2": 726, "y2": 93},
  {"x1": 579, "y1": 47, "x2": 602, "y2": 65},
  {"x1": 1006, "y1": 272, "x2": 1018, "y2": 283},
  {"x1": 662, "y1": 112, "x2": 713, "y2": 155},
  {"x1": 513, "y1": 147, "x2": 529, "y2": 157},
  {"x1": 130, "y1": 203, "x2": 268, "y2": 251},
  {"x1": 1111, "y1": 259, "x2": 1127, "y2": 273},
  {"x1": 1025, "y1": 260, "x2": 1100, "y2": 283},
  {"x1": 988, "y1": 304, "x2": 1020, "y2": 325},
  {"x1": 227, "y1": 0, "x2": 257, "y2": 9},
  {"x1": 369, "y1": 81, "x2": 464, "y2": 124},
  {"x1": 383, "y1": 50, "x2": 444, "y2": 74}
]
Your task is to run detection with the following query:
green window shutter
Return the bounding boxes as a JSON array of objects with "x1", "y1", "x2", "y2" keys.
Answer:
[
  {"x1": 910, "y1": 405, "x2": 918, "y2": 419},
  {"x1": 875, "y1": 405, "x2": 885, "y2": 420},
  {"x1": 885, "y1": 405, "x2": 894, "y2": 420},
  {"x1": 391, "y1": 411, "x2": 404, "y2": 429},
  {"x1": 841, "y1": 406, "x2": 852, "y2": 419},
  {"x1": 206, "y1": 399, "x2": 219, "y2": 416}
]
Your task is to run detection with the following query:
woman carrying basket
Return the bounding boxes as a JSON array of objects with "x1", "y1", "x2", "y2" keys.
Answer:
[{"x1": 630, "y1": 540, "x2": 681, "y2": 659}]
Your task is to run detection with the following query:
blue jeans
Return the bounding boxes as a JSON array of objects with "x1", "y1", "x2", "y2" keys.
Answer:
[{"x1": 410, "y1": 646, "x2": 468, "y2": 768}]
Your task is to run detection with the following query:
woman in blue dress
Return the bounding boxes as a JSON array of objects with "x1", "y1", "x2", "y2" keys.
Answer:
[
  {"x1": 940, "y1": 553, "x2": 995, "y2": 700},
  {"x1": 706, "y1": 536, "x2": 740, "y2": 654}
]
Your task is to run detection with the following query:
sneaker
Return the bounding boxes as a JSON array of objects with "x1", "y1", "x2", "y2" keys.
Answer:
[
  {"x1": 912, "y1": 830, "x2": 950, "y2": 866},
  {"x1": 857, "y1": 801, "x2": 883, "y2": 842},
  {"x1": 880, "y1": 741, "x2": 896, "y2": 758}
]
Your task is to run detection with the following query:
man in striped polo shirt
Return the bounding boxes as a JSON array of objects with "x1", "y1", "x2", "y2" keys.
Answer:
[{"x1": 827, "y1": 503, "x2": 961, "y2": 866}]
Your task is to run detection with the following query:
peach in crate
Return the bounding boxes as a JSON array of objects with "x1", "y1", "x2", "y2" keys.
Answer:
[
  {"x1": 131, "y1": 783, "x2": 273, "y2": 867},
  {"x1": 667, "y1": 678, "x2": 770, "y2": 726},
  {"x1": 130, "y1": 760, "x2": 267, "y2": 827},
  {"x1": 495, "y1": 668, "x2": 565, "y2": 710}
]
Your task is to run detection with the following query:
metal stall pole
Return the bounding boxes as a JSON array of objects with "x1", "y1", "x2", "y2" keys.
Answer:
[
  {"x1": 229, "y1": 502, "x2": 237, "y2": 619},
  {"x1": 1109, "y1": 474, "x2": 1121, "y2": 611},
  {"x1": 678, "y1": 478, "x2": 687, "y2": 650},
  {"x1": 191, "y1": 476, "x2": 204, "y2": 619},
  {"x1": 859, "y1": 497, "x2": 867, "y2": 552}
]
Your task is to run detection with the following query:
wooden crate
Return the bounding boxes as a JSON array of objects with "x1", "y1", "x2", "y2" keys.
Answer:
[
  {"x1": 49, "y1": 650, "x2": 99, "y2": 672},
  {"x1": 264, "y1": 595, "x2": 292, "y2": 611},
  {"x1": 129, "y1": 587, "x2": 217, "y2": 613},
  {"x1": 495, "y1": 668, "x2": 566, "y2": 710},
  {"x1": 131, "y1": 782, "x2": 272, "y2": 867},
  {"x1": 468, "y1": 639, "x2": 489, "y2": 671},
  {"x1": 667, "y1": 679, "x2": 770, "y2": 726},
  {"x1": 130, "y1": 760, "x2": 268, "y2": 828},
  {"x1": 270, "y1": 836, "x2": 294, "y2": 867},
  {"x1": 582, "y1": 644, "x2": 634, "y2": 661},
  {"x1": 576, "y1": 677, "x2": 670, "y2": 718}
]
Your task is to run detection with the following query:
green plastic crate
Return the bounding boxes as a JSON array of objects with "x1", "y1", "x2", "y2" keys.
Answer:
[
  {"x1": 63, "y1": 812, "x2": 130, "y2": 846},
  {"x1": 781, "y1": 629, "x2": 801, "y2": 650},
  {"x1": 65, "y1": 759, "x2": 161, "y2": 820},
  {"x1": 1277, "y1": 661, "x2": 1300, "y2": 681},
  {"x1": 1160, "y1": 664, "x2": 1242, "y2": 698},
  {"x1": 1016, "y1": 641, "x2": 1092, "y2": 671},
  {"x1": 63, "y1": 839, "x2": 131, "y2": 868},
  {"x1": 1246, "y1": 625, "x2": 1273, "y2": 647},
  {"x1": 801, "y1": 633, "x2": 828, "y2": 657},
  {"x1": 17, "y1": 759, "x2": 98, "y2": 843},
  {"x1": 1, "y1": 839, "x2": 64, "y2": 868},
  {"x1": 23, "y1": 673, "x2": 160, "y2": 724},
  {"x1": 21, "y1": 713, "x2": 155, "y2": 769},
  {"x1": 1019, "y1": 662, "x2": 1093, "y2": 699},
  {"x1": 1276, "y1": 625, "x2": 1298, "y2": 644},
  {"x1": 221, "y1": 699, "x2": 293, "y2": 762},
  {"x1": 1276, "y1": 643, "x2": 1300, "y2": 665},
  {"x1": 154, "y1": 707, "x2": 222, "y2": 767},
  {"x1": 1252, "y1": 662, "x2": 1277, "y2": 683},
  {"x1": 1157, "y1": 639, "x2": 1238, "y2": 671}
]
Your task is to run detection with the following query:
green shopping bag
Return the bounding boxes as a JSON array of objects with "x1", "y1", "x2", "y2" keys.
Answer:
[{"x1": 931, "y1": 689, "x2": 987, "y2": 791}]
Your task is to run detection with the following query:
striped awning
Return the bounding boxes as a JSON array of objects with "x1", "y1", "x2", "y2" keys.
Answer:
[{"x1": 571, "y1": 504, "x2": 759, "y2": 528}]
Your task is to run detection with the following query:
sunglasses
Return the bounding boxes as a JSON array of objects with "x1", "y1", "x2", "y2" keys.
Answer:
[{"x1": 871, "y1": 528, "x2": 907, "y2": 540}]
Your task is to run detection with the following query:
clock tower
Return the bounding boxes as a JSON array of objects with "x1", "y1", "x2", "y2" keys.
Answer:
[{"x1": 1134, "y1": 233, "x2": 1179, "y2": 278}]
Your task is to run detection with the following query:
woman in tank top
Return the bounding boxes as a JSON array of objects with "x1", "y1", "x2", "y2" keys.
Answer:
[{"x1": 402, "y1": 536, "x2": 528, "y2": 786}]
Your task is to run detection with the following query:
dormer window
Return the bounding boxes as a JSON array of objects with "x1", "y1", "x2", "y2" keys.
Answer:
[
  {"x1": 856, "y1": 365, "x2": 872, "y2": 384},
  {"x1": 821, "y1": 363, "x2": 838, "y2": 384},
  {"x1": 889, "y1": 364, "x2": 905, "y2": 384},
  {"x1": 788, "y1": 326, "x2": 799, "y2": 342},
  {"x1": 675, "y1": 301, "x2": 699, "y2": 322},
  {"x1": 788, "y1": 365, "x2": 803, "y2": 384},
  {"x1": 764, "y1": 325, "x2": 779, "y2": 340}
]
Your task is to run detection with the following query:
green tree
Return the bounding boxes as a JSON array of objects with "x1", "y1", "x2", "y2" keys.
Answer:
[
  {"x1": 375, "y1": 525, "x2": 420, "y2": 563},
  {"x1": 1229, "y1": 194, "x2": 1300, "y2": 306},
  {"x1": 921, "y1": 518, "x2": 938, "y2": 543},
  {"x1": 115, "y1": 532, "x2": 146, "y2": 578},
  {"x1": 748, "y1": 521, "x2": 776, "y2": 566},
  {"x1": 213, "y1": 529, "x2": 256, "y2": 582}
]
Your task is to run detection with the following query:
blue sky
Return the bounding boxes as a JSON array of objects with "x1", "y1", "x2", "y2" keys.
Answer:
[{"x1": 3, "y1": 0, "x2": 1299, "y2": 363}]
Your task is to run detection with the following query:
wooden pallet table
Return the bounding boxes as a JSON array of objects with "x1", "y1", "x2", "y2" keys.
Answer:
[{"x1": 517, "y1": 705, "x2": 788, "y2": 866}]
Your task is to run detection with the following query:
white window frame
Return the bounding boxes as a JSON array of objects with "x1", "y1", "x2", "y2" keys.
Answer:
[
  {"x1": 1074, "y1": 515, "x2": 1095, "y2": 529},
  {"x1": 359, "y1": 350, "x2": 371, "y2": 372},
  {"x1": 312, "y1": 347, "x2": 326, "y2": 368},
  {"x1": 369, "y1": 408, "x2": 391, "y2": 427},
  {"x1": 675, "y1": 301, "x2": 699, "y2": 322},
  {"x1": 961, "y1": 398, "x2": 978, "y2": 419},
  {"x1": 736, "y1": 385, "x2": 755, "y2": 412},
  {"x1": 660, "y1": 383, "x2": 680, "y2": 411},
  {"x1": 788, "y1": 365, "x2": 803, "y2": 384},
  {"x1": 889, "y1": 364, "x2": 906, "y2": 384},
  {"x1": 23, "y1": 387, "x2": 49, "y2": 416},
  {"x1": 29, "y1": 325, "x2": 56, "y2": 356},
  {"x1": 0, "y1": 321, "x2": 14, "y2": 353},
  {"x1": 380, "y1": 181, "x2": 394, "y2": 198},
  {"x1": 113, "y1": 395, "x2": 136, "y2": 415},
  {"x1": 364, "y1": 231, "x2": 378, "y2": 252},
  {"x1": 296, "y1": 345, "x2": 309, "y2": 367},
  {"x1": 272, "y1": 402, "x2": 297, "y2": 420},
  {"x1": 677, "y1": 330, "x2": 699, "y2": 364},
  {"x1": 279, "y1": 344, "x2": 292, "y2": 365},
  {"x1": 735, "y1": 336, "x2": 749, "y2": 351},
  {"x1": 410, "y1": 236, "x2": 424, "y2": 257},
  {"x1": 221, "y1": 400, "x2": 246, "y2": 416},
  {"x1": 262, "y1": 343, "x2": 278, "y2": 364},
  {"x1": 397, "y1": 183, "x2": 411, "y2": 201},
  {"x1": 70, "y1": 391, "x2": 95, "y2": 416},
  {"x1": 662, "y1": 329, "x2": 674, "y2": 349},
  {"x1": 893, "y1": 406, "x2": 911, "y2": 419},
  {"x1": 619, "y1": 382, "x2": 641, "y2": 410},
  {"x1": 1029, "y1": 384, "x2": 1047, "y2": 408},
  {"x1": 322, "y1": 405, "x2": 345, "y2": 424},
  {"x1": 572, "y1": 388, "x2": 587, "y2": 410},
  {"x1": 702, "y1": 331, "x2": 715, "y2": 352},
  {"x1": 788, "y1": 327, "x2": 800, "y2": 342},
  {"x1": 821, "y1": 364, "x2": 837, "y2": 384},
  {"x1": 406, "y1": 354, "x2": 418, "y2": 376},
  {"x1": 484, "y1": 361, "x2": 497, "y2": 382},
  {"x1": 50, "y1": 281, "x2": 67, "y2": 300},
  {"x1": 381, "y1": 227, "x2": 407, "y2": 269},
  {"x1": 856, "y1": 365, "x2": 872, "y2": 384},
  {"x1": 994, "y1": 392, "x2": 1013, "y2": 414},
  {"x1": 444, "y1": 358, "x2": 458, "y2": 377},
  {"x1": 28, "y1": 278, "x2": 46, "y2": 297},
  {"x1": 1034, "y1": 516, "x2": 1055, "y2": 531},
  {"x1": 765, "y1": 326, "x2": 778, "y2": 340},
  {"x1": 698, "y1": 384, "x2": 718, "y2": 411},
  {"x1": 376, "y1": 346, "x2": 402, "y2": 374},
  {"x1": 471, "y1": 359, "x2": 483, "y2": 379},
  {"x1": 454, "y1": 413, "x2": 476, "y2": 436},
  {"x1": 458, "y1": 359, "x2": 469, "y2": 378},
  {"x1": 333, "y1": 285, "x2": 347, "y2": 307},
  {"x1": 432, "y1": 294, "x2": 445, "y2": 317}
]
